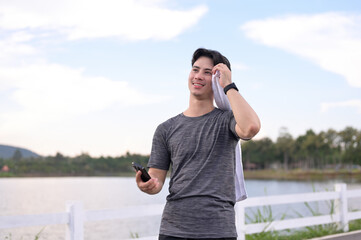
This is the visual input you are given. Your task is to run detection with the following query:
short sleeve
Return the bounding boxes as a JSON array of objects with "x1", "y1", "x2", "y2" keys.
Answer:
[
  {"x1": 225, "y1": 110, "x2": 240, "y2": 141},
  {"x1": 147, "y1": 123, "x2": 171, "y2": 170},
  {"x1": 227, "y1": 111, "x2": 251, "y2": 141}
]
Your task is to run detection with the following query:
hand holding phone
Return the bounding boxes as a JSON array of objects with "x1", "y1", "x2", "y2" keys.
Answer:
[{"x1": 132, "y1": 162, "x2": 151, "y2": 182}]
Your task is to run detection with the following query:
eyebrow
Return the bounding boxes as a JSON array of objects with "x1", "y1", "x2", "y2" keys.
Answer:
[{"x1": 192, "y1": 66, "x2": 213, "y2": 72}]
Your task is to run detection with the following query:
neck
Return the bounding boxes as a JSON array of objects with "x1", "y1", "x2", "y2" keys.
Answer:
[{"x1": 183, "y1": 96, "x2": 215, "y2": 117}]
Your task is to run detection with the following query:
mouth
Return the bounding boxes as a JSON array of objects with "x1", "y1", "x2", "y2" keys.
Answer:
[{"x1": 192, "y1": 82, "x2": 205, "y2": 88}]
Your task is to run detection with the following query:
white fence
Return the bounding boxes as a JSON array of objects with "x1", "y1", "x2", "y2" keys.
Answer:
[
  {"x1": 236, "y1": 183, "x2": 361, "y2": 240},
  {"x1": 1, "y1": 183, "x2": 361, "y2": 240}
]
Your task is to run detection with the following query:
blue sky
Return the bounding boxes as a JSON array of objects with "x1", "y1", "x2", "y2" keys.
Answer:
[{"x1": 0, "y1": 0, "x2": 360, "y2": 157}]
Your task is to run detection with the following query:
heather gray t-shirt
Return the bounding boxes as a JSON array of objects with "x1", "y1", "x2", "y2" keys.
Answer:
[{"x1": 148, "y1": 108, "x2": 240, "y2": 238}]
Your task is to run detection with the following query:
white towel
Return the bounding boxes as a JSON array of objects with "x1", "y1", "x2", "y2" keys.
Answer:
[{"x1": 212, "y1": 71, "x2": 247, "y2": 201}]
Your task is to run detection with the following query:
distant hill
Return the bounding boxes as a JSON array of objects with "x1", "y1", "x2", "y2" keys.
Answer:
[{"x1": 0, "y1": 144, "x2": 41, "y2": 159}]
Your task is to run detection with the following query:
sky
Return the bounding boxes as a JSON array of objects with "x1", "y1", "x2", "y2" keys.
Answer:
[{"x1": 0, "y1": 0, "x2": 360, "y2": 157}]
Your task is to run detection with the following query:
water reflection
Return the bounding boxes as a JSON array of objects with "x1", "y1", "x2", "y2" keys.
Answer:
[{"x1": 0, "y1": 177, "x2": 360, "y2": 239}]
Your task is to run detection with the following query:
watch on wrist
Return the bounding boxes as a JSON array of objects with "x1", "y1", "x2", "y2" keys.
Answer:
[{"x1": 224, "y1": 82, "x2": 239, "y2": 95}]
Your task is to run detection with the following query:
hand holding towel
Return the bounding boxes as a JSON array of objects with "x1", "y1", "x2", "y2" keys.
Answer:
[{"x1": 212, "y1": 71, "x2": 247, "y2": 201}]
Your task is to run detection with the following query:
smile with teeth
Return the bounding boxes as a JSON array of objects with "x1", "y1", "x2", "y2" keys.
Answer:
[{"x1": 193, "y1": 82, "x2": 205, "y2": 88}]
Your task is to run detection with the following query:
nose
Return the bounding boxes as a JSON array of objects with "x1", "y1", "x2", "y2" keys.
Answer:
[{"x1": 195, "y1": 72, "x2": 203, "y2": 80}]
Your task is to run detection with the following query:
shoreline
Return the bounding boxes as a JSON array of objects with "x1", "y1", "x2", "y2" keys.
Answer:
[
  {"x1": 244, "y1": 169, "x2": 361, "y2": 182},
  {"x1": 1, "y1": 169, "x2": 361, "y2": 182}
]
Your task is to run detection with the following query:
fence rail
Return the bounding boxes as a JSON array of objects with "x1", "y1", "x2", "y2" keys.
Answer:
[
  {"x1": 1, "y1": 183, "x2": 361, "y2": 240},
  {"x1": 236, "y1": 183, "x2": 361, "y2": 240}
]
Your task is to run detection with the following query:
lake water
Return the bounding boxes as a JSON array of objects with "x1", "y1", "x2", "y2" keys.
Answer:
[{"x1": 1, "y1": 177, "x2": 361, "y2": 240}]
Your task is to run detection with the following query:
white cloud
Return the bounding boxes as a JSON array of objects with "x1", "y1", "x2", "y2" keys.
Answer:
[
  {"x1": 0, "y1": 63, "x2": 168, "y2": 119},
  {"x1": 241, "y1": 12, "x2": 361, "y2": 88},
  {"x1": 0, "y1": 0, "x2": 208, "y2": 41},
  {"x1": 0, "y1": 61, "x2": 169, "y2": 156},
  {"x1": 0, "y1": 33, "x2": 38, "y2": 65},
  {"x1": 321, "y1": 100, "x2": 361, "y2": 113},
  {"x1": 0, "y1": 0, "x2": 195, "y2": 156}
]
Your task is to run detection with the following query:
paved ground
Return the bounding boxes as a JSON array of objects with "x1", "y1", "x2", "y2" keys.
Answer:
[{"x1": 310, "y1": 230, "x2": 361, "y2": 240}]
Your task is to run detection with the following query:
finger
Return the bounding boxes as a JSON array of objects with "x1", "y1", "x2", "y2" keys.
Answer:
[
  {"x1": 143, "y1": 178, "x2": 159, "y2": 192},
  {"x1": 135, "y1": 171, "x2": 143, "y2": 184},
  {"x1": 213, "y1": 64, "x2": 224, "y2": 74},
  {"x1": 137, "y1": 174, "x2": 153, "y2": 191},
  {"x1": 143, "y1": 178, "x2": 156, "y2": 187},
  {"x1": 147, "y1": 178, "x2": 159, "y2": 191},
  {"x1": 212, "y1": 66, "x2": 219, "y2": 74},
  {"x1": 142, "y1": 184, "x2": 154, "y2": 193}
]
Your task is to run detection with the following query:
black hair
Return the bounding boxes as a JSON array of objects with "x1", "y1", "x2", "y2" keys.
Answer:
[{"x1": 191, "y1": 48, "x2": 231, "y2": 70}]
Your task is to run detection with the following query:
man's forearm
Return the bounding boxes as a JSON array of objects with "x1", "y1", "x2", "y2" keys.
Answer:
[
  {"x1": 226, "y1": 88, "x2": 261, "y2": 139},
  {"x1": 211, "y1": 62, "x2": 261, "y2": 139}
]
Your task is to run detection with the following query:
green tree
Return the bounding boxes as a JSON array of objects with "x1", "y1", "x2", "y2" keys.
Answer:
[
  {"x1": 54, "y1": 152, "x2": 65, "y2": 161},
  {"x1": 276, "y1": 127, "x2": 294, "y2": 170},
  {"x1": 339, "y1": 127, "x2": 361, "y2": 165},
  {"x1": 12, "y1": 149, "x2": 23, "y2": 161},
  {"x1": 242, "y1": 137, "x2": 277, "y2": 169},
  {"x1": 323, "y1": 128, "x2": 342, "y2": 166},
  {"x1": 301, "y1": 129, "x2": 330, "y2": 169},
  {"x1": 294, "y1": 130, "x2": 319, "y2": 169}
]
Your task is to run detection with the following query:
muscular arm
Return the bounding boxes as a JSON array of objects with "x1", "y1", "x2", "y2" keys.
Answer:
[
  {"x1": 136, "y1": 167, "x2": 167, "y2": 195},
  {"x1": 213, "y1": 64, "x2": 261, "y2": 139},
  {"x1": 226, "y1": 89, "x2": 261, "y2": 139}
]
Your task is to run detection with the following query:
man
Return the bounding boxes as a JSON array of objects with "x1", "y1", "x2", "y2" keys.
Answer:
[{"x1": 135, "y1": 48, "x2": 260, "y2": 240}]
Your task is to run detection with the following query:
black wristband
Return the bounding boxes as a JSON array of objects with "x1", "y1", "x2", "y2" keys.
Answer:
[{"x1": 224, "y1": 82, "x2": 238, "y2": 95}]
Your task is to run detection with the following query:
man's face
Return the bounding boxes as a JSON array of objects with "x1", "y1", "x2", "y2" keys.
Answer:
[{"x1": 188, "y1": 56, "x2": 214, "y2": 99}]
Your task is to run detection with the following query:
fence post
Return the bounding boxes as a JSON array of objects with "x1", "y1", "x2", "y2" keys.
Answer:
[
  {"x1": 235, "y1": 202, "x2": 246, "y2": 240},
  {"x1": 66, "y1": 201, "x2": 84, "y2": 240},
  {"x1": 335, "y1": 183, "x2": 349, "y2": 232}
]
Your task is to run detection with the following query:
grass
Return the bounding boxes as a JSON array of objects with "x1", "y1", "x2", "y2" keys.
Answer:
[
  {"x1": 245, "y1": 204, "x2": 287, "y2": 240},
  {"x1": 130, "y1": 232, "x2": 139, "y2": 238},
  {"x1": 244, "y1": 188, "x2": 361, "y2": 240},
  {"x1": 244, "y1": 169, "x2": 361, "y2": 182},
  {"x1": 3, "y1": 227, "x2": 45, "y2": 240},
  {"x1": 0, "y1": 172, "x2": 15, "y2": 177},
  {"x1": 350, "y1": 219, "x2": 361, "y2": 231},
  {"x1": 245, "y1": 213, "x2": 342, "y2": 240}
]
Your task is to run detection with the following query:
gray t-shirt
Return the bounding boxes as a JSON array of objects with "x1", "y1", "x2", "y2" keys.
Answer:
[{"x1": 148, "y1": 108, "x2": 240, "y2": 238}]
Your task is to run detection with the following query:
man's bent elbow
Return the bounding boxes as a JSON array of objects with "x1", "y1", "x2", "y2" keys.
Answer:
[
  {"x1": 249, "y1": 123, "x2": 261, "y2": 137},
  {"x1": 238, "y1": 122, "x2": 261, "y2": 140}
]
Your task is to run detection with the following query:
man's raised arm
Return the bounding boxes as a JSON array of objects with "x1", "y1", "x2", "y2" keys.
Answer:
[{"x1": 212, "y1": 63, "x2": 261, "y2": 140}]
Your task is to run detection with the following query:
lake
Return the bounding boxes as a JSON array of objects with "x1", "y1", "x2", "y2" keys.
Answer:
[{"x1": 1, "y1": 177, "x2": 361, "y2": 239}]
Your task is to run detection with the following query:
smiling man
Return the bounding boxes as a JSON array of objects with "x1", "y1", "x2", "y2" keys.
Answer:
[{"x1": 135, "y1": 48, "x2": 261, "y2": 240}]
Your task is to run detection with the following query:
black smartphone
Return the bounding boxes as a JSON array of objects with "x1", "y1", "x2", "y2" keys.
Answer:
[{"x1": 132, "y1": 162, "x2": 151, "y2": 182}]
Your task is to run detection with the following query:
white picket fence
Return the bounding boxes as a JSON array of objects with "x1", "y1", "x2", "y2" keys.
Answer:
[{"x1": 1, "y1": 183, "x2": 361, "y2": 240}]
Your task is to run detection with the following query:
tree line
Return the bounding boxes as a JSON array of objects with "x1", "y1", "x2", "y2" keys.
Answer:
[
  {"x1": 242, "y1": 126, "x2": 361, "y2": 170},
  {"x1": 0, "y1": 152, "x2": 149, "y2": 176},
  {"x1": 1, "y1": 126, "x2": 360, "y2": 176}
]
